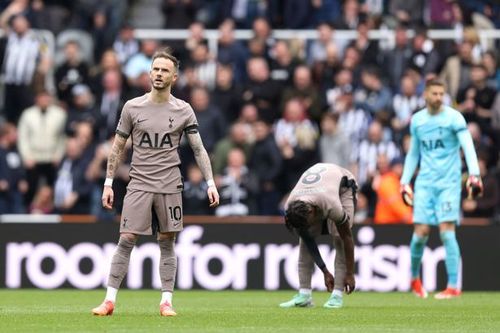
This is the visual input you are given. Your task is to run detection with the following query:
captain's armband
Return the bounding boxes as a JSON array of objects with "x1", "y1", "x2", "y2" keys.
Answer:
[{"x1": 185, "y1": 125, "x2": 199, "y2": 134}]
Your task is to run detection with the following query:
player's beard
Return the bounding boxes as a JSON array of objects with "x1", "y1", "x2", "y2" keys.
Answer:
[
  {"x1": 428, "y1": 100, "x2": 442, "y2": 113},
  {"x1": 152, "y1": 78, "x2": 170, "y2": 91}
]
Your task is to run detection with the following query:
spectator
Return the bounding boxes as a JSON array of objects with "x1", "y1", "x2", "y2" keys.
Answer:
[
  {"x1": 17, "y1": 90, "x2": 66, "y2": 204},
  {"x1": 269, "y1": 40, "x2": 301, "y2": 87},
  {"x1": 182, "y1": 164, "x2": 211, "y2": 215},
  {"x1": 66, "y1": 84, "x2": 98, "y2": 136},
  {"x1": 457, "y1": 64, "x2": 497, "y2": 139},
  {"x1": 391, "y1": 75, "x2": 420, "y2": 141},
  {"x1": 482, "y1": 50, "x2": 500, "y2": 90},
  {"x1": 212, "y1": 122, "x2": 253, "y2": 175},
  {"x1": 373, "y1": 156, "x2": 412, "y2": 224},
  {"x1": 388, "y1": 0, "x2": 424, "y2": 27},
  {"x1": 312, "y1": 42, "x2": 341, "y2": 90},
  {"x1": 249, "y1": 119, "x2": 282, "y2": 215},
  {"x1": 341, "y1": 45, "x2": 362, "y2": 86},
  {"x1": 188, "y1": 42, "x2": 217, "y2": 89},
  {"x1": 333, "y1": 86, "x2": 372, "y2": 151},
  {"x1": 274, "y1": 98, "x2": 319, "y2": 190},
  {"x1": 408, "y1": 29, "x2": 441, "y2": 76},
  {"x1": 124, "y1": 39, "x2": 158, "y2": 88},
  {"x1": 222, "y1": 0, "x2": 267, "y2": 29},
  {"x1": 211, "y1": 63, "x2": 243, "y2": 124},
  {"x1": 74, "y1": 120, "x2": 96, "y2": 164},
  {"x1": 462, "y1": 158, "x2": 498, "y2": 218},
  {"x1": 354, "y1": 120, "x2": 400, "y2": 186},
  {"x1": 428, "y1": 0, "x2": 455, "y2": 28},
  {"x1": 247, "y1": 37, "x2": 267, "y2": 59},
  {"x1": 96, "y1": 69, "x2": 126, "y2": 142},
  {"x1": 319, "y1": 112, "x2": 350, "y2": 169},
  {"x1": 88, "y1": 49, "x2": 127, "y2": 97},
  {"x1": 217, "y1": 19, "x2": 248, "y2": 83},
  {"x1": 0, "y1": 122, "x2": 28, "y2": 213},
  {"x1": 439, "y1": 41, "x2": 475, "y2": 101},
  {"x1": 215, "y1": 147, "x2": 259, "y2": 216},
  {"x1": 174, "y1": 21, "x2": 206, "y2": 64},
  {"x1": 325, "y1": 68, "x2": 353, "y2": 111},
  {"x1": 310, "y1": 0, "x2": 342, "y2": 27},
  {"x1": 281, "y1": 65, "x2": 323, "y2": 122},
  {"x1": 113, "y1": 23, "x2": 139, "y2": 65},
  {"x1": 354, "y1": 67, "x2": 392, "y2": 116},
  {"x1": 334, "y1": 0, "x2": 360, "y2": 30},
  {"x1": 382, "y1": 25, "x2": 412, "y2": 90},
  {"x1": 190, "y1": 86, "x2": 226, "y2": 153},
  {"x1": 350, "y1": 19, "x2": 380, "y2": 68},
  {"x1": 162, "y1": 0, "x2": 199, "y2": 29},
  {"x1": 282, "y1": 0, "x2": 312, "y2": 29},
  {"x1": 0, "y1": 13, "x2": 50, "y2": 124},
  {"x1": 53, "y1": 136, "x2": 91, "y2": 214},
  {"x1": 251, "y1": 17, "x2": 275, "y2": 59},
  {"x1": 307, "y1": 22, "x2": 344, "y2": 66},
  {"x1": 242, "y1": 57, "x2": 281, "y2": 124},
  {"x1": 55, "y1": 40, "x2": 90, "y2": 108}
]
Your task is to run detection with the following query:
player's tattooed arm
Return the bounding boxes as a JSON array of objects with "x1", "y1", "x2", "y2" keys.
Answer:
[
  {"x1": 106, "y1": 134, "x2": 128, "y2": 179},
  {"x1": 186, "y1": 129, "x2": 214, "y2": 181}
]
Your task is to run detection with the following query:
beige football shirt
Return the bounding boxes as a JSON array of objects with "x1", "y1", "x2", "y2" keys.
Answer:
[
  {"x1": 116, "y1": 94, "x2": 198, "y2": 193},
  {"x1": 287, "y1": 163, "x2": 357, "y2": 223}
]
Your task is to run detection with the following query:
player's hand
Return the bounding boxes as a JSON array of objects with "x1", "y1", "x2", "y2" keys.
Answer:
[
  {"x1": 323, "y1": 270, "x2": 335, "y2": 292},
  {"x1": 466, "y1": 175, "x2": 483, "y2": 199},
  {"x1": 344, "y1": 273, "x2": 355, "y2": 294},
  {"x1": 102, "y1": 186, "x2": 114, "y2": 210},
  {"x1": 207, "y1": 185, "x2": 220, "y2": 208},
  {"x1": 400, "y1": 184, "x2": 413, "y2": 207}
]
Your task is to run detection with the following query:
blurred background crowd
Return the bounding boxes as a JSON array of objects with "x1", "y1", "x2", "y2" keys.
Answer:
[{"x1": 0, "y1": 0, "x2": 499, "y2": 223}]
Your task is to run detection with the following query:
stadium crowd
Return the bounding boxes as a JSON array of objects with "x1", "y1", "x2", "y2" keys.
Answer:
[{"x1": 0, "y1": 0, "x2": 499, "y2": 223}]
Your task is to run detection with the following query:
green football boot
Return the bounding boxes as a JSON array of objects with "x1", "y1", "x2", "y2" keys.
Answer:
[
  {"x1": 279, "y1": 293, "x2": 313, "y2": 308},
  {"x1": 323, "y1": 294, "x2": 343, "y2": 309}
]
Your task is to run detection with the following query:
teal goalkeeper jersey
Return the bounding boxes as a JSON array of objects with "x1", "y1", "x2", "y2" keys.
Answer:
[{"x1": 401, "y1": 106, "x2": 480, "y2": 187}]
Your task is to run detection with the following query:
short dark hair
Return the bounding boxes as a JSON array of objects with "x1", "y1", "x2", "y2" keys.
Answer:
[
  {"x1": 284, "y1": 200, "x2": 312, "y2": 231},
  {"x1": 425, "y1": 78, "x2": 445, "y2": 90},
  {"x1": 152, "y1": 48, "x2": 180, "y2": 72}
]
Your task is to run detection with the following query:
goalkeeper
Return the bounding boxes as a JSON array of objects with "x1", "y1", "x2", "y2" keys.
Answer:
[
  {"x1": 400, "y1": 79, "x2": 483, "y2": 300},
  {"x1": 280, "y1": 163, "x2": 357, "y2": 309}
]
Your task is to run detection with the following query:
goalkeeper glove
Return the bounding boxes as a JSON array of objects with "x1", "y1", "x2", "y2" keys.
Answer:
[
  {"x1": 466, "y1": 175, "x2": 483, "y2": 199},
  {"x1": 400, "y1": 184, "x2": 413, "y2": 207}
]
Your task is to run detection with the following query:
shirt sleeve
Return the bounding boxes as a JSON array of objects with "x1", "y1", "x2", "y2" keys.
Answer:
[
  {"x1": 400, "y1": 117, "x2": 420, "y2": 184},
  {"x1": 184, "y1": 104, "x2": 198, "y2": 131},
  {"x1": 116, "y1": 102, "x2": 132, "y2": 138},
  {"x1": 454, "y1": 113, "x2": 480, "y2": 176}
]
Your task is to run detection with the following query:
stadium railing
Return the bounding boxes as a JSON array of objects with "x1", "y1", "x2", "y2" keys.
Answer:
[{"x1": 133, "y1": 28, "x2": 500, "y2": 56}]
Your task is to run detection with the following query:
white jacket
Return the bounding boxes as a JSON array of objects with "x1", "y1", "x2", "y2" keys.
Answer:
[{"x1": 17, "y1": 104, "x2": 67, "y2": 163}]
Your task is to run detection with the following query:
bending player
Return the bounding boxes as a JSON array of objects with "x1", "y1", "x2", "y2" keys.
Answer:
[
  {"x1": 91, "y1": 49, "x2": 219, "y2": 316},
  {"x1": 280, "y1": 163, "x2": 357, "y2": 309},
  {"x1": 400, "y1": 79, "x2": 483, "y2": 299}
]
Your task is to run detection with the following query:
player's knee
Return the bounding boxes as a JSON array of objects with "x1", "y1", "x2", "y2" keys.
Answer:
[
  {"x1": 158, "y1": 232, "x2": 176, "y2": 241},
  {"x1": 119, "y1": 233, "x2": 138, "y2": 244}
]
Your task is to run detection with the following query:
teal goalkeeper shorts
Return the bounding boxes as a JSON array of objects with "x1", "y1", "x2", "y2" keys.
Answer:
[{"x1": 413, "y1": 184, "x2": 461, "y2": 225}]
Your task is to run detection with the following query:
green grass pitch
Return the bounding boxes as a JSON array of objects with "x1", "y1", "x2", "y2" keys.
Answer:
[{"x1": 1, "y1": 290, "x2": 500, "y2": 332}]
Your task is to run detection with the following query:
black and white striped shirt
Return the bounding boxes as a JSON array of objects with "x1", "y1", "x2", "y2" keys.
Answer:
[
  {"x1": 3, "y1": 31, "x2": 41, "y2": 85},
  {"x1": 356, "y1": 139, "x2": 400, "y2": 185}
]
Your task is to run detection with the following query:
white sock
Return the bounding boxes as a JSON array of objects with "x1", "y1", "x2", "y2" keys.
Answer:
[
  {"x1": 299, "y1": 288, "x2": 312, "y2": 296},
  {"x1": 105, "y1": 287, "x2": 118, "y2": 303},
  {"x1": 160, "y1": 291, "x2": 173, "y2": 305},
  {"x1": 331, "y1": 289, "x2": 343, "y2": 298}
]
